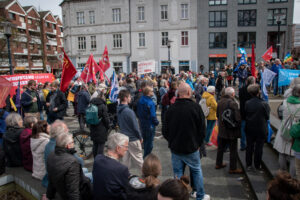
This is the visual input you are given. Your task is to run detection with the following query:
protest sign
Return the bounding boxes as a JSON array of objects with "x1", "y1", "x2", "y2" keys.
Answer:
[
  {"x1": 278, "y1": 69, "x2": 300, "y2": 87},
  {"x1": 138, "y1": 60, "x2": 156, "y2": 75}
]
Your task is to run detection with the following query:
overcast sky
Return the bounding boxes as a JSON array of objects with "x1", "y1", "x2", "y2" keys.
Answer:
[{"x1": 19, "y1": 0, "x2": 300, "y2": 23}]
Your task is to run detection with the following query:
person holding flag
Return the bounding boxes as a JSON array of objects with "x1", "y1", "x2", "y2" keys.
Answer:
[{"x1": 271, "y1": 59, "x2": 284, "y2": 96}]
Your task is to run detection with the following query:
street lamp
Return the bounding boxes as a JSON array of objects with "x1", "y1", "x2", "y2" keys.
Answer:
[
  {"x1": 274, "y1": 13, "x2": 284, "y2": 59},
  {"x1": 3, "y1": 22, "x2": 13, "y2": 75},
  {"x1": 167, "y1": 39, "x2": 173, "y2": 73},
  {"x1": 233, "y1": 43, "x2": 236, "y2": 64}
]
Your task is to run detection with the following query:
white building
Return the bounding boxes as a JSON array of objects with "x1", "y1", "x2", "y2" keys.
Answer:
[{"x1": 60, "y1": 0, "x2": 198, "y2": 75}]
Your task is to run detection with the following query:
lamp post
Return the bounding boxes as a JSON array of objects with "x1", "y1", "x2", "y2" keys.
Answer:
[
  {"x1": 274, "y1": 13, "x2": 284, "y2": 59},
  {"x1": 233, "y1": 43, "x2": 236, "y2": 64},
  {"x1": 167, "y1": 39, "x2": 173, "y2": 73},
  {"x1": 3, "y1": 22, "x2": 13, "y2": 75}
]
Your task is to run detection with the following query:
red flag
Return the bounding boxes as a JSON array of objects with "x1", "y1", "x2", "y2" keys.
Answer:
[
  {"x1": 251, "y1": 43, "x2": 256, "y2": 78},
  {"x1": 262, "y1": 46, "x2": 273, "y2": 61},
  {"x1": 0, "y1": 76, "x2": 12, "y2": 108},
  {"x1": 80, "y1": 54, "x2": 98, "y2": 83},
  {"x1": 99, "y1": 46, "x2": 110, "y2": 72},
  {"x1": 60, "y1": 50, "x2": 77, "y2": 92}
]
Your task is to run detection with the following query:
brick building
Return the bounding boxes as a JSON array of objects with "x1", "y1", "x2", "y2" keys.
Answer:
[{"x1": 0, "y1": 0, "x2": 63, "y2": 75}]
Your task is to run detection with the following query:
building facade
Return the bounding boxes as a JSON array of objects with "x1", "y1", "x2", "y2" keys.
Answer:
[
  {"x1": 0, "y1": 0, "x2": 63, "y2": 74},
  {"x1": 292, "y1": 24, "x2": 300, "y2": 58},
  {"x1": 61, "y1": 0, "x2": 198, "y2": 74}
]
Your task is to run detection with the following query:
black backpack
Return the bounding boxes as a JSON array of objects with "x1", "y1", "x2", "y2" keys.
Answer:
[{"x1": 222, "y1": 101, "x2": 238, "y2": 129}]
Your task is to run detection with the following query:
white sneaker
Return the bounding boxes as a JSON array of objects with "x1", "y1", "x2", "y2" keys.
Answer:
[
  {"x1": 203, "y1": 194, "x2": 210, "y2": 200},
  {"x1": 190, "y1": 191, "x2": 197, "y2": 198}
]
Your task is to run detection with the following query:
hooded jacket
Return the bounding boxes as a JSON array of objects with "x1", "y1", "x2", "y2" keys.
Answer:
[
  {"x1": 126, "y1": 176, "x2": 158, "y2": 200},
  {"x1": 3, "y1": 126, "x2": 23, "y2": 167},
  {"x1": 117, "y1": 104, "x2": 142, "y2": 142},
  {"x1": 20, "y1": 128, "x2": 33, "y2": 171},
  {"x1": 30, "y1": 133, "x2": 50, "y2": 180},
  {"x1": 202, "y1": 92, "x2": 217, "y2": 120},
  {"x1": 137, "y1": 95, "x2": 159, "y2": 129},
  {"x1": 77, "y1": 89, "x2": 90, "y2": 114}
]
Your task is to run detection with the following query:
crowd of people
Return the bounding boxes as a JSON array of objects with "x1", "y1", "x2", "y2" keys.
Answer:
[{"x1": 0, "y1": 57, "x2": 300, "y2": 200}]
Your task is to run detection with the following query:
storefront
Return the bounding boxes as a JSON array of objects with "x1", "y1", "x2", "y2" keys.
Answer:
[
  {"x1": 208, "y1": 54, "x2": 227, "y2": 71},
  {"x1": 179, "y1": 60, "x2": 190, "y2": 72},
  {"x1": 113, "y1": 62, "x2": 123, "y2": 74}
]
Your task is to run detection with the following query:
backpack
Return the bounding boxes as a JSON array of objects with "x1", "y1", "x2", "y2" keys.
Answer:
[
  {"x1": 280, "y1": 103, "x2": 300, "y2": 141},
  {"x1": 199, "y1": 98, "x2": 209, "y2": 117},
  {"x1": 85, "y1": 104, "x2": 101, "y2": 125},
  {"x1": 221, "y1": 101, "x2": 238, "y2": 129}
]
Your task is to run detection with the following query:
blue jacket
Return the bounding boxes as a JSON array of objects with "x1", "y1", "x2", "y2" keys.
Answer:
[
  {"x1": 77, "y1": 89, "x2": 90, "y2": 114},
  {"x1": 271, "y1": 64, "x2": 283, "y2": 75},
  {"x1": 238, "y1": 68, "x2": 248, "y2": 80},
  {"x1": 0, "y1": 109, "x2": 9, "y2": 134},
  {"x1": 117, "y1": 104, "x2": 142, "y2": 142},
  {"x1": 137, "y1": 95, "x2": 159, "y2": 129},
  {"x1": 21, "y1": 89, "x2": 42, "y2": 113}
]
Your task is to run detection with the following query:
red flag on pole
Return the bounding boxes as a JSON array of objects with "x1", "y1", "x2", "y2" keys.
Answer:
[
  {"x1": 60, "y1": 50, "x2": 77, "y2": 92},
  {"x1": 80, "y1": 54, "x2": 98, "y2": 83},
  {"x1": 99, "y1": 46, "x2": 111, "y2": 72},
  {"x1": 262, "y1": 46, "x2": 273, "y2": 61},
  {"x1": 0, "y1": 76, "x2": 12, "y2": 108},
  {"x1": 251, "y1": 43, "x2": 256, "y2": 78}
]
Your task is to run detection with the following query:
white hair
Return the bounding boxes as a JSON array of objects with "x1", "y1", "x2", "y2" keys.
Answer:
[
  {"x1": 207, "y1": 86, "x2": 215, "y2": 93},
  {"x1": 225, "y1": 87, "x2": 235, "y2": 96},
  {"x1": 56, "y1": 133, "x2": 73, "y2": 148},
  {"x1": 5, "y1": 113, "x2": 22, "y2": 127},
  {"x1": 106, "y1": 132, "x2": 129, "y2": 151},
  {"x1": 50, "y1": 120, "x2": 69, "y2": 138}
]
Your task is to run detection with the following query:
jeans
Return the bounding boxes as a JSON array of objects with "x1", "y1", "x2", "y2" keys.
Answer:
[
  {"x1": 171, "y1": 151, "x2": 206, "y2": 200},
  {"x1": 78, "y1": 114, "x2": 85, "y2": 130},
  {"x1": 273, "y1": 76, "x2": 282, "y2": 95},
  {"x1": 240, "y1": 120, "x2": 246, "y2": 149},
  {"x1": 205, "y1": 120, "x2": 216, "y2": 143},
  {"x1": 40, "y1": 111, "x2": 44, "y2": 120},
  {"x1": 141, "y1": 126, "x2": 155, "y2": 158}
]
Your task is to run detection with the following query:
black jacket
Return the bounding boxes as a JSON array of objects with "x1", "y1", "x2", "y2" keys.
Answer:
[
  {"x1": 89, "y1": 98, "x2": 110, "y2": 144},
  {"x1": 21, "y1": 89, "x2": 42, "y2": 113},
  {"x1": 46, "y1": 90, "x2": 67, "y2": 119},
  {"x1": 46, "y1": 146, "x2": 92, "y2": 200},
  {"x1": 77, "y1": 90, "x2": 90, "y2": 114},
  {"x1": 126, "y1": 176, "x2": 158, "y2": 200},
  {"x1": 3, "y1": 126, "x2": 23, "y2": 167},
  {"x1": 239, "y1": 84, "x2": 252, "y2": 120},
  {"x1": 162, "y1": 98, "x2": 206, "y2": 154},
  {"x1": 245, "y1": 97, "x2": 270, "y2": 139}
]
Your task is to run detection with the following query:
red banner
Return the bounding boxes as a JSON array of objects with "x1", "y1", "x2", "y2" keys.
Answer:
[
  {"x1": 0, "y1": 76, "x2": 12, "y2": 108},
  {"x1": 1, "y1": 73, "x2": 55, "y2": 97}
]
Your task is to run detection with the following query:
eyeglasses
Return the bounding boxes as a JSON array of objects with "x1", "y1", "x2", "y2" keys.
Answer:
[{"x1": 121, "y1": 145, "x2": 128, "y2": 149}]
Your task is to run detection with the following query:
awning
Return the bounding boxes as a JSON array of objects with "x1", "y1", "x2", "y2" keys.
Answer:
[{"x1": 209, "y1": 54, "x2": 227, "y2": 58}]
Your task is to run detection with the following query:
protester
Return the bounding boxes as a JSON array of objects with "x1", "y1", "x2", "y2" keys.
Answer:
[
  {"x1": 238, "y1": 65, "x2": 248, "y2": 89},
  {"x1": 157, "y1": 176, "x2": 191, "y2": 200},
  {"x1": 137, "y1": 86, "x2": 159, "y2": 158},
  {"x1": 162, "y1": 83, "x2": 210, "y2": 200},
  {"x1": 215, "y1": 72, "x2": 227, "y2": 101},
  {"x1": 93, "y1": 132, "x2": 130, "y2": 200},
  {"x1": 202, "y1": 86, "x2": 217, "y2": 146},
  {"x1": 162, "y1": 81, "x2": 178, "y2": 106},
  {"x1": 46, "y1": 133, "x2": 92, "y2": 200},
  {"x1": 31, "y1": 120, "x2": 50, "y2": 180},
  {"x1": 20, "y1": 116, "x2": 37, "y2": 172},
  {"x1": 21, "y1": 80, "x2": 42, "y2": 119},
  {"x1": 126, "y1": 153, "x2": 161, "y2": 199},
  {"x1": 245, "y1": 84, "x2": 270, "y2": 171},
  {"x1": 215, "y1": 87, "x2": 243, "y2": 174},
  {"x1": 0, "y1": 108, "x2": 9, "y2": 146},
  {"x1": 159, "y1": 79, "x2": 169, "y2": 123},
  {"x1": 76, "y1": 84, "x2": 91, "y2": 130},
  {"x1": 3, "y1": 113, "x2": 23, "y2": 167},
  {"x1": 271, "y1": 59, "x2": 283, "y2": 96},
  {"x1": 38, "y1": 83, "x2": 45, "y2": 120},
  {"x1": 90, "y1": 90, "x2": 110, "y2": 157},
  {"x1": 118, "y1": 89, "x2": 143, "y2": 170},
  {"x1": 274, "y1": 84, "x2": 300, "y2": 177},
  {"x1": 46, "y1": 81, "x2": 67, "y2": 124},
  {"x1": 195, "y1": 77, "x2": 205, "y2": 104},
  {"x1": 226, "y1": 64, "x2": 233, "y2": 86}
]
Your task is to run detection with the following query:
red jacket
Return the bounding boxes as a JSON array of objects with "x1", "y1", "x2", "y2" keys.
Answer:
[{"x1": 20, "y1": 128, "x2": 33, "y2": 172}]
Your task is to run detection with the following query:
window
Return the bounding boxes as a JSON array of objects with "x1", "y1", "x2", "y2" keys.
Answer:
[
  {"x1": 29, "y1": 44, "x2": 34, "y2": 50},
  {"x1": 78, "y1": 37, "x2": 86, "y2": 50},
  {"x1": 238, "y1": 10, "x2": 256, "y2": 26},
  {"x1": 89, "y1": 11, "x2": 95, "y2": 24},
  {"x1": 46, "y1": 45, "x2": 51, "y2": 51},
  {"x1": 181, "y1": 31, "x2": 188, "y2": 46},
  {"x1": 8, "y1": 13, "x2": 16, "y2": 20},
  {"x1": 53, "y1": 46, "x2": 57, "y2": 51},
  {"x1": 19, "y1": 16, "x2": 25, "y2": 23},
  {"x1": 238, "y1": 0, "x2": 256, "y2": 4},
  {"x1": 46, "y1": 22, "x2": 51, "y2": 28},
  {"x1": 268, "y1": 0, "x2": 287, "y2": 3},
  {"x1": 238, "y1": 32, "x2": 256, "y2": 48},
  {"x1": 113, "y1": 34, "x2": 122, "y2": 48},
  {"x1": 91, "y1": 36, "x2": 96, "y2": 49},
  {"x1": 268, "y1": 8, "x2": 287, "y2": 25},
  {"x1": 209, "y1": 32, "x2": 227, "y2": 48},
  {"x1": 77, "y1": 12, "x2": 85, "y2": 25},
  {"x1": 139, "y1": 33, "x2": 145, "y2": 47},
  {"x1": 209, "y1": 0, "x2": 227, "y2": 6},
  {"x1": 113, "y1": 62, "x2": 123, "y2": 73},
  {"x1": 60, "y1": 27, "x2": 63, "y2": 32},
  {"x1": 181, "y1": 4, "x2": 188, "y2": 19},
  {"x1": 52, "y1": 24, "x2": 56, "y2": 29},
  {"x1": 209, "y1": 11, "x2": 227, "y2": 27},
  {"x1": 138, "y1": 6, "x2": 145, "y2": 21},
  {"x1": 161, "y1": 32, "x2": 168, "y2": 46},
  {"x1": 28, "y1": 19, "x2": 32, "y2": 24},
  {"x1": 112, "y1": 8, "x2": 121, "y2": 23},
  {"x1": 161, "y1": 5, "x2": 168, "y2": 20},
  {"x1": 179, "y1": 61, "x2": 190, "y2": 72}
]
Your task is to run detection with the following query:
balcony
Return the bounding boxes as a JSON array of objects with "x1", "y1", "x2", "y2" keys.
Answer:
[
  {"x1": 28, "y1": 26, "x2": 41, "y2": 32},
  {"x1": 47, "y1": 39, "x2": 57, "y2": 46},
  {"x1": 30, "y1": 50, "x2": 42, "y2": 56},
  {"x1": 14, "y1": 49, "x2": 28, "y2": 55},
  {"x1": 17, "y1": 22, "x2": 26, "y2": 30},
  {"x1": 30, "y1": 37, "x2": 41, "y2": 44},
  {"x1": 0, "y1": 59, "x2": 9, "y2": 67},
  {"x1": 15, "y1": 35, "x2": 27, "y2": 43},
  {"x1": 16, "y1": 60, "x2": 29, "y2": 67},
  {"x1": 60, "y1": 32, "x2": 64, "y2": 37},
  {"x1": 32, "y1": 60, "x2": 43, "y2": 67}
]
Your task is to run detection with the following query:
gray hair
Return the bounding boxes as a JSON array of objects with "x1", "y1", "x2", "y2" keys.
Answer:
[
  {"x1": 224, "y1": 87, "x2": 235, "y2": 96},
  {"x1": 289, "y1": 78, "x2": 300, "y2": 89},
  {"x1": 292, "y1": 84, "x2": 300, "y2": 97},
  {"x1": 247, "y1": 84, "x2": 260, "y2": 97},
  {"x1": 23, "y1": 116, "x2": 38, "y2": 128},
  {"x1": 106, "y1": 132, "x2": 129, "y2": 151},
  {"x1": 160, "y1": 79, "x2": 166, "y2": 87},
  {"x1": 5, "y1": 113, "x2": 22, "y2": 127},
  {"x1": 246, "y1": 76, "x2": 256, "y2": 86},
  {"x1": 56, "y1": 133, "x2": 73, "y2": 148},
  {"x1": 207, "y1": 86, "x2": 215, "y2": 93},
  {"x1": 50, "y1": 120, "x2": 69, "y2": 138}
]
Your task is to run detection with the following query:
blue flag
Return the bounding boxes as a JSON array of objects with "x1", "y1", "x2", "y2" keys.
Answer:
[
  {"x1": 234, "y1": 54, "x2": 248, "y2": 72},
  {"x1": 109, "y1": 71, "x2": 119, "y2": 102},
  {"x1": 238, "y1": 48, "x2": 248, "y2": 61}
]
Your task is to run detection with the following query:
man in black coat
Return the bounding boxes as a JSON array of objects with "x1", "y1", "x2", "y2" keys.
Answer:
[
  {"x1": 162, "y1": 83, "x2": 210, "y2": 200},
  {"x1": 238, "y1": 76, "x2": 256, "y2": 151},
  {"x1": 245, "y1": 84, "x2": 270, "y2": 171},
  {"x1": 21, "y1": 80, "x2": 42, "y2": 119},
  {"x1": 46, "y1": 133, "x2": 92, "y2": 200},
  {"x1": 77, "y1": 85, "x2": 91, "y2": 130},
  {"x1": 46, "y1": 81, "x2": 67, "y2": 124}
]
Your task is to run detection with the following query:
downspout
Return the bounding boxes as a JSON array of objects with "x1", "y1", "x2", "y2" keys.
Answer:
[{"x1": 127, "y1": 0, "x2": 132, "y2": 73}]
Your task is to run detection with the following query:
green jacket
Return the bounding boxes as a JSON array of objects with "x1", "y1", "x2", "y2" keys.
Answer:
[{"x1": 290, "y1": 122, "x2": 300, "y2": 152}]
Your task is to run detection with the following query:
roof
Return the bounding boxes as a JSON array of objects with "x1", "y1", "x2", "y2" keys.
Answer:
[
  {"x1": 39, "y1": 11, "x2": 50, "y2": 18},
  {"x1": 0, "y1": 0, "x2": 13, "y2": 9},
  {"x1": 22, "y1": 6, "x2": 32, "y2": 11}
]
